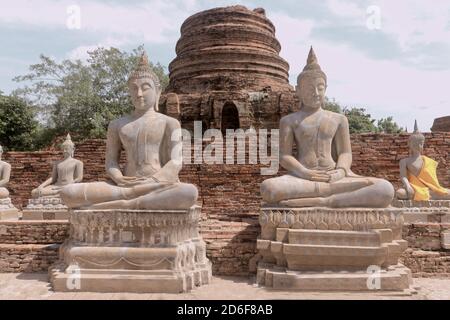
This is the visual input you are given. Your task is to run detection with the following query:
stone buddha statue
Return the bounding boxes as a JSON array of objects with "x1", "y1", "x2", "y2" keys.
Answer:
[
  {"x1": 0, "y1": 145, "x2": 12, "y2": 199},
  {"x1": 60, "y1": 52, "x2": 198, "y2": 210},
  {"x1": 31, "y1": 134, "x2": 83, "y2": 198},
  {"x1": 396, "y1": 121, "x2": 450, "y2": 201},
  {"x1": 260, "y1": 47, "x2": 394, "y2": 208}
]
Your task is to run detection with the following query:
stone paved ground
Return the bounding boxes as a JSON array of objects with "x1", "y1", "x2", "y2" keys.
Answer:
[{"x1": 0, "y1": 274, "x2": 449, "y2": 300}]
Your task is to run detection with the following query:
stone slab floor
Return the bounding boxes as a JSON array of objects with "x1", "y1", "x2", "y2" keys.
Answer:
[{"x1": 0, "y1": 274, "x2": 449, "y2": 300}]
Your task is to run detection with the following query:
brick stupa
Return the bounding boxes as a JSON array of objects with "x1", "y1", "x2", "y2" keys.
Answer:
[{"x1": 159, "y1": 6, "x2": 296, "y2": 132}]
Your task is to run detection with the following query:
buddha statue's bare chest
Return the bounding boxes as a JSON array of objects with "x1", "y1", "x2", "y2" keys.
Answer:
[
  {"x1": 293, "y1": 113, "x2": 339, "y2": 146},
  {"x1": 56, "y1": 159, "x2": 78, "y2": 184},
  {"x1": 118, "y1": 116, "x2": 166, "y2": 151},
  {"x1": 406, "y1": 157, "x2": 423, "y2": 177}
]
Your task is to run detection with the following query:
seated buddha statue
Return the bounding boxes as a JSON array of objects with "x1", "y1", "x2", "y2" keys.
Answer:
[
  {"x1": 31, "y1": 134, "x2": 83, "y2": 198},
  {"x1": 396, "y1": 121, "x2": 450, "y2": 201},
  {"x1": 260, "y1": 47, "x2": 394, "y2": 208},
  {"x1": 60, "y1": 52, "x2": 198, "y2": 210},
  {"x1": 0, "y1": 145, "x2": 12, "y2": 199}
]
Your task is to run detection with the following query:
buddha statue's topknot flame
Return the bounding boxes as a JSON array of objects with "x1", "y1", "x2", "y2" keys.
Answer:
[{"x1": 128, "y1": 52, "x2": 161, "y2": 90}]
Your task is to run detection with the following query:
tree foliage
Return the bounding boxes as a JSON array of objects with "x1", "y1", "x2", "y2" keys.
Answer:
[
  {"x1": 324, "y1": 98, "x2": 403, "y2": 134},
  {"x1": 377, "y1": 116, "x2": 403, "y2": 134},
  {"x1": 13, "y1": 46, "x2": 169, "y2": 140},
  {"x1": 0, "y1": 93, "x2": 39, "y2": 151}
]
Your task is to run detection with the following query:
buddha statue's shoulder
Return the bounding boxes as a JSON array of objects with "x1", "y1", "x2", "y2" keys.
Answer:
[
  {"x1": 323, "y1": 110, "x2": 348, "y2": 124},
  {"x1": 0, "y1": 160, "x2": 10, "y2": 168},
  {"x1": 280, "y1": 112, "x2": 300, "y2": 127},
  {"x1": 158, "y1": 113, "x2": 181, "y2": 130},
  {"x1": 107, "y1": 115, "x2": 133, "y2": 130},
  {"x1": 70, "y1": 158, "x2": 83, "y2": 165},
  {"x1": 280, "y1": 110, "x2": 347, "y2": 126}
]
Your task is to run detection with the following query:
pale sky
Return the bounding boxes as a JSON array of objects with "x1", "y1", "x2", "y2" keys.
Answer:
[{"x1": 1, "y1": 0, "x2": 449, "y2": 132}]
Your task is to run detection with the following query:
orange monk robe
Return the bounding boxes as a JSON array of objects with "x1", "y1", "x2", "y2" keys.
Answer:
[{"x1": 408, "y1": 156, "x2": 448, "y2": 201}]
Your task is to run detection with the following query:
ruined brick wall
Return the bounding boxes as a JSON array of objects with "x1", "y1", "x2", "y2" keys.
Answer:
[
  {"x1": 0, "y1": 221, "x2": 69, "y2": 244},
  {"x1": 2, "y1": 132, "x2": 450, "y2": 275},
  {"x1": 0, "y1": 221, "x2": 67, "y2": 272},
  {"x1": 401, "y1": 222, "x2": 450, "y2": 277},
  {"x1": 0, "y1": 244, "x2": 60, "y2": 272}
]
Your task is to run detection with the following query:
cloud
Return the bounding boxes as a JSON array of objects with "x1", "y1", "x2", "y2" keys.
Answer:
[
  {"x1": 67, "y1": 37, "x2": 128, "y2": 61},
  {"x1": 0, "y1": 0, "x2": 188, "y2": 44}
]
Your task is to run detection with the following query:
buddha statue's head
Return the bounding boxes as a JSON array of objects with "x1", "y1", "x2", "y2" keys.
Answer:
[
  {"x1": 61, "y1": 133, "x2": 75, "y2": 158},
  {"x1": 128, "y1": 52, "x2": 161, "y2": 113},
  {"x1": 296, "y1": 47, "x2": 327, "y2": 111},
  {"x1": 409, "y1": 120, "x2": 425, "y2": 155}
]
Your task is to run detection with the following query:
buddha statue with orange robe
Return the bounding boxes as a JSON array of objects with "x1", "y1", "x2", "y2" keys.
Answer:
[{"x1": 396, "y1": 121, "x2": 450, "y2": 201}]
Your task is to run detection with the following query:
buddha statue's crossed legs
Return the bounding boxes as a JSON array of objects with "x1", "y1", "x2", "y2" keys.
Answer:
[
  {"x1": 261, "y1": 174, "x2": 394, "y2": 208},
  {"x1": 61, "y1": 181, "x2": 198, "y2": 210}
]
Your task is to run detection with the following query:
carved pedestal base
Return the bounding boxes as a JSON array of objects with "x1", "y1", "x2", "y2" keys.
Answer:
[
  {"x1": 49, "y1": 206, "x2": 212, "y2": 293},
  {"x1": 22, "y1": 196, "x2": 69, "y2": 220},
  {"x1": 256, "y1": 207, "x2": 413, "y2": 292},
  {"x1": 0, "y1": 198, "x2": 19, "y2": 220}
]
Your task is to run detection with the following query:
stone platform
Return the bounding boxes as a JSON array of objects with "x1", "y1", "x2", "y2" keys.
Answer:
[
  {"x1": 393, "y1": 200, "x2": 450, "y2": 223},
  {"x1": 394, "y1": 200, "x2": 450, "y2": 251},
  {"x1": 22, "y1": 196, "x2": 69, "y2": 220},
  {"x1": 0, "y1": 198, "x2": 19, "y2": 221},
  {"x1": 49, "y1": 206, "x2": 212, "y2": 293},
  {"x1": 256, "y1": 207, "x2": 413, "y2": 292}
]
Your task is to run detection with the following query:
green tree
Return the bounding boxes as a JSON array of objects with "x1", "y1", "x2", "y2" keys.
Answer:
[
  {"x1": 324, "y1": 98, "x2": 403, "y2": 134},
  {"x1": 0, "y1": 93, "x2": 39, "y2": 150},
  {"x1": 324, "y1": 97, "x2": 342, "y2": 114},
  {"x1": 343, "y1": 107, "x2": 378, "y2": 133},
  {"x1": 13, "y1": 46, "x2": 169, "y2": 141},
  {"x1": 377, "y1": 116, "x2": 404, "y2": 133}
]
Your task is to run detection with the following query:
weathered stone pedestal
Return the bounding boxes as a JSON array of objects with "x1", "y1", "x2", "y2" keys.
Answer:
[
  {"x1": 49, "y1": 206, "x2": 212, "y2": 293},
  {"x1": 256, "y1": 207, "x2": 413, "y2": 292},
  {"x1": 394, "y1": 200, "x2": 450, "y2": 249},
  {"x1": 393, "y1": 200, "x2": 450, "y2": 222},
  {"x1": 0, "y1": 198, "x2": 19, "y2": 220},
  {"x1": 22, "y1": 196, "x2": 69, "y2": 220}
]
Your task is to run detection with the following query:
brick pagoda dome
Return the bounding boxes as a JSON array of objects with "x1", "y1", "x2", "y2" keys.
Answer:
[
  {"x1": 167, "y1": 5, "x2": 290, "y2": 93},
  {"x1": 160, "y1": 6, "x2": 296, "y2": 132}
]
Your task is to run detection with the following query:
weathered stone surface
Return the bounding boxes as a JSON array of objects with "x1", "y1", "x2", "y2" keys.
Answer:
[
  {"x1": 50, "y1": 206, "x2": 212, "y2": 293},
  {"x1": 393, "y1": 200, "x2": 450, "y2": 224},
  {"x1": 256, "y1": 207, "x2": 412, "y2": 292},
  {"x1": 22, "y1": 196, "x2": 69, "y2": 220}
]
